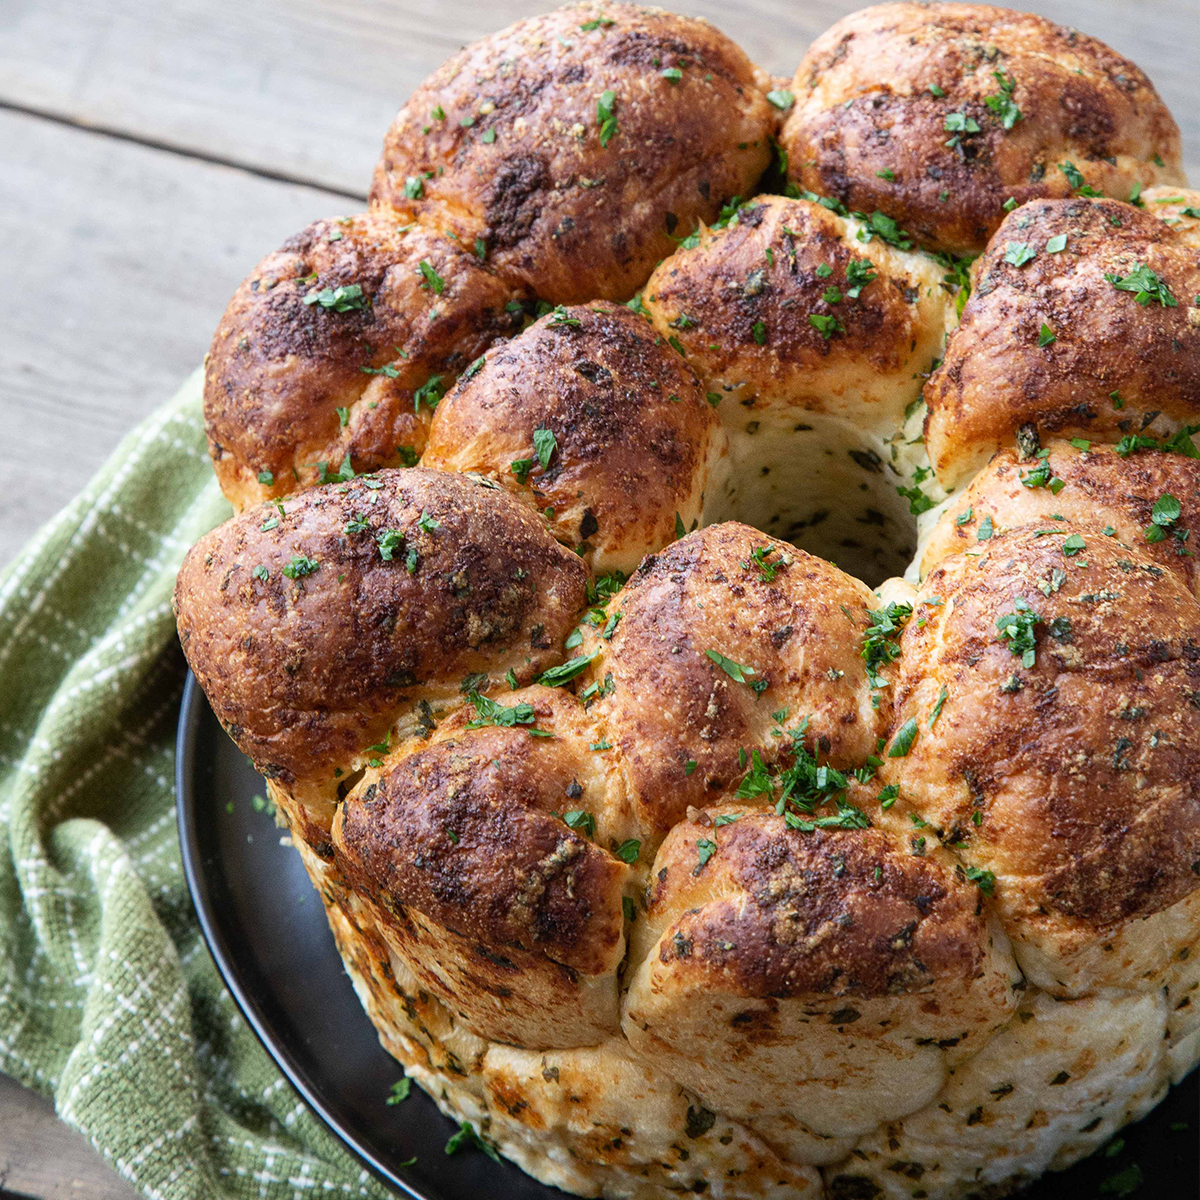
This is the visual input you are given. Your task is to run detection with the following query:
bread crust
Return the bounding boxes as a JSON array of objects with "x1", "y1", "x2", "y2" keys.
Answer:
[
  {"x1": 883, "y1": 524, "x2": 1200, "y2": 989},
  {"x1": 173, "y1": 468, "x2": 588, "y2": 799},
  {"x1": 578, "y1": 523, "x2": 887, "y2": 844},
  {"x1": 925, "y1": 198, "x2": 1200, "y2": 486},
  {"x1": 621, "y1": 802, "x2": 1020, "y2": 1135},
  {"x1": 921, "y1": 440, "x2": 1200, "y2": 596},
  {"x1": 780, "y1": 2, "x2": 1184, "y2": 254},
  {"x1": 369, "y1": 1, "x2": 775, "y2": 303},
  {"x1": 204, "y1": 213, "x2": 526, "y2": 510},
  {"x1": 642, "y1": 195, "x2": 952, "y2": 433},
  {"x1": 422, "y1": 301, "x2": 725, "y2": 574}
]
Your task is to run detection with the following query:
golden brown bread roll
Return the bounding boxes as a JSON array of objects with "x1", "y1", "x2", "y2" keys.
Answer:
[
  {"x1": 882, "y1": 524, "x2": 1200, "y2": 994},
  {"x1": 642, "y1": 194, "x2": 952, "y2": 433},
  {"x1": 204, "y1": 213, "x2": 526, "y2": 510},
  {"x1": 925, "y1": 197, "x2": 1200, "y2": 487},
  {"x1": 370, "y1": 1, "x2": 775, "y2": 304},
  {"x1": 622, "y1": 802, "x2": 1021, "y2": 1138},
  {"x1": 421, "y1": 301, "x2": 726, "y2": 574},
  {"x1": 921, "y1": 439, "x2": 1200, "y2": 595},
  {"x1": 779, "y1": 2, "x2": 1184, "y2": 255},
  {"x1": 333, "y1": 685, "x2": 632, "y2": 1047},
  {"x1": 577, "y1": 523, "x2": 888, "y2": 845},
  {"x1": 174, "y1": 468, "x2": 587, "y2": 844}
]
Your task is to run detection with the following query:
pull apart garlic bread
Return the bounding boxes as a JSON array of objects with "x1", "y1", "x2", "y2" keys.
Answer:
[{"x1": 178, "y1": 3, "x2": 1200, "y2": 1197}]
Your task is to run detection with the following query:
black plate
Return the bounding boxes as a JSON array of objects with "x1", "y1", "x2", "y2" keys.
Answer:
[{"x1": 176, "y1": 671, "x2": 1198, "y2": 1199}]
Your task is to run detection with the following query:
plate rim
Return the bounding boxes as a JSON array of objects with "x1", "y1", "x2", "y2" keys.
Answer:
[{"x1": 175, "y1": 669, "x2": 427, "y2": 1200}]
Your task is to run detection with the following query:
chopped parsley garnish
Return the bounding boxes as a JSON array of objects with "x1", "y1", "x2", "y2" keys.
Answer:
[
  {"x1": 964, "y1": 865, "x2": 996, "y2": 895},
  {"x1": 928, "y1": 686, "x2": 949, "y2": 727},
  {"x1": 1115, "y1": 426, "x2": 1200, "y2": 458},
  {"x1": 984, "y1": 70, "x2": 1022, "y2": 129},
  {"x1": 1058, "y1": 160, "x2": 1102, "y2": 196},
  {"x1": 1046, "y1": 233, "x2": 1067, "y2": 253},
  {"x1": 745, "y1": 544, "x2": 785, "y2": 582},
  {"x1": 257, "y1": 470, "x2": 274, "y2": 486},
  {"x1": 386, "y1": 1077, "x2": 412, "y2": 1104},
  {"x1": 752, "y1": 320, "x2": 768, "y2": 344},
  {"x1": 251, "y1": 564, "x2": 268, "y2": 581},
  {"x1": 510, "y1": 458, "x2": 533, "y2": 484},
  {"x1": 1104, "y1": 262, "x2": 1177, "y2": 307},
  {"x1": 376, "y1": 528, "x2": 404, "y2": 560},
  {"x1": 537, "y1": 650, "x2": 599, "y2": 687},
  {"x1": 533, "y1": 427, "x2": 557, "y2": 470},
  {"x1": 857, "y1": 209, "x2": 912, "y2": 250},
  {"x1": 277, "y1": 552, "x2": 319, "y2": 581},
  {"x1": 705, "y1": 649, "x2": 765, "y2": 694},
  {"x1": 1098, "y1": 1163, "x2": 1143, "y2": 1197},
  {"x1": 861, "y1": 602, "x2": 912, "y2": 689},
  {"x1": 466, "y1": 691, "x2": 548, "y2": 736},
  {"x1": 445, "y1": 1121, "x2": 500, "y2": 1161},
  {"x1": 1038, "y1": 322, "x2": 1056, "y2": 347},
  {"x1": 417, "y1": 259, "x2": 445, "y2": 293},
  {"x1": 944, "y1": 111, "x2": 981, "y2": 148},
  {"x1": 694, "y1": 838, "x2": 717, "y2": 871},
  {"x1": 1004, "y1": 241, "x2": 1036, "y2": 267},
  {"x1": 559, "y1": 809, "x2": 596, "y2": 838},
  {"x1": 845, "y1": 257, "x2": 877, "y2": 298},
  {"x1": 1062, "y1": 532, "x2": 1086, "y2": 556},
  {"x1": 1146, "y1": 492, "x2": 1182, "y2": 543},
  {"x1": 1020, "y1": 450, "x2": 1065, "y2": 492},
  {"x1": 417, "y1": 510, "x2": 440, "y2": 533},
  {"x1": 766, "y1": 88, "x2": 795, "y2": 111},
  {"x1": 614, "y1": 839, "x2": 641, "y2": 862},
  {"x1": 404, "y1": 175, "x2": 424, "y2": 200},
  {"x1": 661, "y1": 67, "x2": 682, "y2": 83},
  {"x1": 596, "y1": 89, "x2": 618, "y2": 146},
  {"x1": 809, "y1": 313, "x2": 843, "y2": 339},
  {"x1": 413, "y1": 374, "x2": 444, "y2": 412},
  {"x1": 897, "y1": 483, "x2": 935, "y2": 515},
  {"x1": 996, "y1": 597, "x2": 1041, "y2": 667},
  {"x1": 887, "y1": 717, "x2": 918, "y2": 757},
  {"x1": 548, "y1": 305, "x2": 581, "y2": 328},
  {"x1": 303, "y1": 284, "x2": 367, "y2": 312}
]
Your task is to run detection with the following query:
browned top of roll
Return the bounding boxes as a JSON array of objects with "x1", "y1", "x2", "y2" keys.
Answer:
[
  {"x1": 369, "y1": 1, "x2": 775, "y2": 304},
  {"x1": 204, "y1": 213, "x2": 525, "y2": 510},
  {"x1": 422, "y1": 301, "x2": 722, "y2": 574},
  {"x1": 645, "y1": 804, "x2": 987, "y2": 999},
  {"x1": 174, "y1": 468, "x2": 588, "y2": 788},
  {"x1": 922, "y1": 440, "x2": 1200, "y2": 597},
  {"x1": 642, "y1": 194, "x2": 951, "y2": 427},
  {"x1": 780, "y1": 2, "x2": 1183, "y2": 255},
  {"x1": 580, "y1": 522, "x2": 887, "y2": 844},
  {"x1": 925, "y1": 198, "x2": 1200, "y2": 486},
  {"x1": 886, "y1": 524, "x2": 1200, "y2": 935},
  {"x1": 334, "y1": 686, "x2": 628, "y2": 975}
]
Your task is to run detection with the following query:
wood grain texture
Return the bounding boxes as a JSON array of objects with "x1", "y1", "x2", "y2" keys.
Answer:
[
  {"x1": 0, "y1": 107, "x2": 349, "y2": 568},
  {"x1": 1, "y1": 0, "x2": 1195, "y2": 196},
  {"x1": 0, "y1": 1072, "x2": 140, "y2": 1199}
]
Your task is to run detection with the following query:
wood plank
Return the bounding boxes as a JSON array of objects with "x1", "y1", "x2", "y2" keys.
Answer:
[
  {"x1": 0, "y1": 0, "x2": 1195, "y2": 197},
  {"x1": 0, "y1": 1072, "x2": 140, "y2": 1200},
  {"x1": 0, "y1": 107, "x2": 353, "y2": 568}
]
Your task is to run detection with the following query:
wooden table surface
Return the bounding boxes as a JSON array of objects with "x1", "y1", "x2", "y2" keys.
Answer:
[{"x1": 0, "y1": 0, "x2": 1196, "y2": 1194}]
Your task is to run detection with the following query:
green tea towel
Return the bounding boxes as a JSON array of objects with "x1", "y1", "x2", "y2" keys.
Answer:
[{"x1": 0, "y1": 371, "x2": 393, "y2": 1200}]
